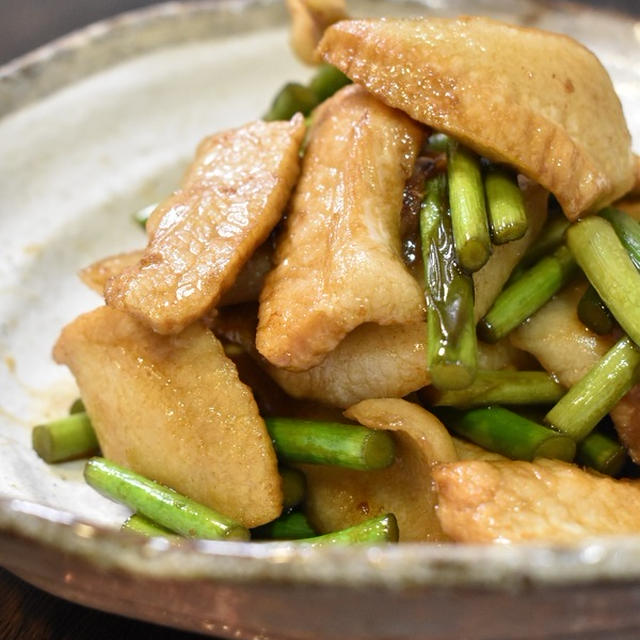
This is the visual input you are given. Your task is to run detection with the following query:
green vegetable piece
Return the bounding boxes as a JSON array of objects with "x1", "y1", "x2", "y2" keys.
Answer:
[
  {"x1": 252, "y1": 511, "x2": 317, "y2": 540},
  {"x1": 122, "y1": 513, "x2": 178, "y2": 538},
  {"x1": 308, "y1": 64, "x2": 351, "y2": 102},
  {"x1": 265, "y1": 418, "x2": 395, "y2": 471},
  {"x1": 132, "y1": 203, "x2": 157, "y2": 229},
  {"x1": 484, "y1": 166, "x2": 528, "y2": 244},
  {"x1": 447, "y1": 141, "x2": 492, "y2": 272},
  {"x1": 545, "y1": 336, "x2": 640, "y2": 441},
  {"x1": 438, "y1": 406, "x2": 575, "y2": 462},
  {"x1": 264, "y1": 82, "x2": 319, "y2": 121},
  {"x1": 296, "y1": 513, "x2": 399, "y2": 545},
  {"x1": 84, "y1": 457, "x2": 249, "y2": 541},
  {"x1": 477, "y1": 244, "x2": 577, "y2": 343},
  {"x1": 577, "y1": 431, "x2": 627, "y2": 477},
  {"x1": 280, "y1": 466, "x2": 306, "y2": 510},
  {"x1": 69, "y1": 398, "x2": 86, "y2": 415},
  {"x1": 577, "y1": 285, "x2": 615, "y2": 335},
  {"x1": 421, "y1": 173, "x2": 478, "y2": 390},
  {"x1": 567, "y1": 216, "x2": 640, "y2": 348},
  {"x1": 599, "y1": 207, "x2": 640, "y2": 270},
  {"x1": 422, "y1": 370, "x2": 565, "y2": 408},
  {"x1": 32, "y1": 412, "x2": 100, "y2": 464}
]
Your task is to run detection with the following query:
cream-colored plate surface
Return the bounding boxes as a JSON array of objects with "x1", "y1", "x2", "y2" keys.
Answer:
[{"x1": 0, "y1": 1, "x2": 639, "y2": 638}]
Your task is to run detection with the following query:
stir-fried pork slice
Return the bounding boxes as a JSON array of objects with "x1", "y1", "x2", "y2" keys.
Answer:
[
  {"x1": 79, "y1": 250, "x2": 143, "y2": 294},
  {"x1": 511, "y1": 283, "x2": 640, "y2": 461},
  {"x1": 319, "y1": 16, "x2": 634, "y2": 218},
  {"x1": 473, "y1": 180, "x2": 548, "y2": 320},
  {"x1": 257, "y1": 85, "x2": 426, "y2": 371},
  {"x1": 53, "y1": 306, "x2": 281, "y2": 528},
  {"x1": 434, "y1": 458, "x2": 640, "y2": 543},
  {"x1": 82, "y1": 243, "x2": 272, "y2": 307},
  {"x1": 215, "y1": 305, "x2": 531, "y2": 408},
  {"x1": 274, "y1": 323, "x2": 537, "y2": 408},
  {"x1": 105, "y1": 116, "x2": 305, "y2": 334},
  {"x1": 215, "y1": 306, "x2": 431, "y2": 407},
  {"x1": 287, "y1": 0, "x2": 347, "y2": 64},
  {"x1": 303, "y1": 399, "x2": 457, "y2": 541},
  {"x1": 270, "y1": 323, "x2": 431, "y2": 407}
]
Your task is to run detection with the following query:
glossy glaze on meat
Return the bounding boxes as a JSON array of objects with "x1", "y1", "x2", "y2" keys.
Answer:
[
  {"x1": 319, "y1": 16, "x2": 634, "y2": 218},
  {"x1": 434, "y1": 458, "x2": 640, "y2": 543},
  {"x1": 105, "y1": 115, "x2": 305, "y2": 334},
  {"x1": 257, "y1": 85, "x2": 426, "y2": 371}
]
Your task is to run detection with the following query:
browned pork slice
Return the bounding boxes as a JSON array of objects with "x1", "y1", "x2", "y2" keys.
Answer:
[
  {"x1": 53, "y1": 306, "x2": 281, "y2": 528},
  {"x1": 79, "y1": 250, "x2": 143, "y2": 294},
  {"x1": 303, "y1": 399, "x2": 457, "y2": 541},
  {"x1": 105, "y1": 115, "x2": 305, "y2": 334},
  {"x1": 215, "y1": 302, "x2": 532, "y2": 409},
  {"x1": 269, "y1": 322, "x2": 431, "y2": 407},
  {"x1": 510, "y1": 283, "x2": 640, "y2": 461},
  {"x1": 433, "y1": 458, "x2": 640, "y2": 543},
  {"x1": 287, "y1": 0, "x2": 347, "y2": 64},
  {"x1": 82, "y1": 243, "x2": 272, "y2": 307},
  {"x1": 213, "y1": 305, "x2": 433, "y2": 408},
  {"x1": 257, "y1": 85, "x2": 426, "y2": 371},
  {"x1": 318, "y1": 16, "x2": 634, "y2": 218},
  {"x1": 269, "y1": 321, "x2": 533, "y2": 408}
]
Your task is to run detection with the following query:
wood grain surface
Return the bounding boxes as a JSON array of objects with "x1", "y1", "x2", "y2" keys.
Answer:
[{"x1": 0, "y1": 0, "x2": 638, "y2": 639}]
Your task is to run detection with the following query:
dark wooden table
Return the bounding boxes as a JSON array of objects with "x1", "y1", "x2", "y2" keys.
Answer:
[
  {"x1": 1, "y1": 0, "x2": 638, "y2": 638},
  {"x1": 0, "y1": 568, "x2": 202, "y2": 640},
  {"x1": 0, "y1": 567, "x2": 203, "y2": 639}
]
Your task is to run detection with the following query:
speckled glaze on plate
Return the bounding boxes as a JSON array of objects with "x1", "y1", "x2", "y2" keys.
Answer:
[{"x1": 1, "y1": 1, "x2": 639, "y2": 638}]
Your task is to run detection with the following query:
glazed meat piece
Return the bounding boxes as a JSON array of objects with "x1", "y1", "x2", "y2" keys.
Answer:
[
  {"x1": 81, "y1": 243, "x2": 272, "y2": 307},
  {"x1": 433, "y1": 458, "x2": 640, "y2": 543},
  {"x1": 271, "y1": 323, "x2": 536, "y2": 408},
  {"x1": 79, "y1": 250, "x2": 143, "y2": 294},
  {"x1": 304, "y1": 399, "x2": 457, "y2": 541},
  {"x1": 257, "y1": 85, "x2": 426, "y2": 371},
  {"x1": 269, "y1": 322, "x2": 431, "y2": 407},
  {"x1": 214, "y1": 307, "x2": 431, "y2": 408},
  {"x1": 319, "y1": 16, "x2": 634, "y2": 218},
  {"x1": 287, "y1": 0, "x2": 347, "y2": 64},
  {"x1": 53, "y1": 306, "x2": 281, "y2": 528},
  {"x1": 214, "y1": 306, "x2": 531, "y2": 409},
  {"x1": 105, "y1": 115, "x2": 305, "y2": 334}
]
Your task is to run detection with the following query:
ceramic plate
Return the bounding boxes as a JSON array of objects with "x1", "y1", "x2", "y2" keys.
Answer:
[{"x1": 1, "y1": 1, "x2": 640, "y2": 638}]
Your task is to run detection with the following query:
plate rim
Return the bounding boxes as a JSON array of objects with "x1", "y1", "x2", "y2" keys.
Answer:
[{"x1": 4, "y1": 495, "x2": 640, "y2": 590}]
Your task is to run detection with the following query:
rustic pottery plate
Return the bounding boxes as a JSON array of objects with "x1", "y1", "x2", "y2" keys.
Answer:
[{"x1": 1, "y1": 1, "x2": 640, "y2": 638}]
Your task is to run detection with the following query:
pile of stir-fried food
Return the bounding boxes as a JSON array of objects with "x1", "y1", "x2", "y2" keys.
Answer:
[{"x1": 33, "y1": 8, "x2": 640, "y2": 545}]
